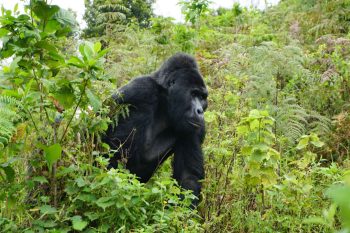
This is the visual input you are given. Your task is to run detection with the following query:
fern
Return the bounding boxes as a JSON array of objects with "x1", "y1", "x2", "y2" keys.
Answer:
[
  {"x1": 308, "y1": 110, "x2": 332, "y2": 135},
  {"x1": 274, "y1": 97, "x2": 331, "y2": 145},
  {"x1": 274, "y1": 97, "x2": 308, "y2": 143},
  {"x1": 217, "y1": 43, "x2": 330, "y2": 145},
  {"x1": 0, "y1": 96, "x2": 22, "y2": 148}
]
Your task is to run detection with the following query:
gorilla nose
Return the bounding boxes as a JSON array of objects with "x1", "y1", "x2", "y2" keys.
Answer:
[{"x1": 196, "y1": 107, "x2": 204, "y2": 115}]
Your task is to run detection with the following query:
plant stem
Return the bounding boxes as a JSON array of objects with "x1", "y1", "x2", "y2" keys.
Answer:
[
  {"x1": 261, "y1": 184, "x2": 265, "y2": 211},
  {"x1": 24, "y1": 107, "x2": 40, "y2": 135},
  {"x1": 32, "y1": 69, "x2": 51, "y2": 124},
  {"x1": 60, "y1": 79, "x2": 88, "y2": 143},
  {"x1": 52, "y1": 122, "x2": 58, "y2": 207}
]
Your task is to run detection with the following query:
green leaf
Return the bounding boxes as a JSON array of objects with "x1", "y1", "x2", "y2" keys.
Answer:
[
  {"x1": 35, "y1": 40, "x2": 58, "y2": 53},
  {"x1": 53, "y1": 82, "x2": 76, "y2": 108},
  {"x1": 237, "y1": 125, "x2": 249, "y2": 135},
  {"x1": 55, "y1": 26, "x2": 72, "y2": 37},
  {"x1": 45, "y1": 20, "x2": 61, "y2": 34},
  {"x1": 96, "y1": 49, "x2": 108, "y2": 59},
  {"x1": 93, "y1": 42, "x2": 101, "y2": 53},
  {"x1": 86, "y1": 88, "x2": 101, "y2": 112},
  {"x1": 83, "y1": 43, "x2": 94, "y2": 61},
  {"x1": 249, "y1": 109, "x2": 261, "y2": 118},
  {"x1": 65, "y1": 184, "x2": 79, "y2": 195},
  {"x1": 250, "y1": 149, "x2": 265, "y2": 162},
  {"x1": 41, "y1": 143, "x2": 62, "y2": 171},
  {"x1": 152, "y1": 187, "x2": 160, "y2": 193},
  {"x1": 204, "y1": 111, "x2": 217, "y2": 123},
  {"x1": 250, "y1": 119, "x2": 260, "y2": 130},
  {"x1": 326, "y1": 185, "x2": 350, "y2": 206},
  {"x1": 84, "y1": 212, "x2": 100, "y2": 221},
  {"x1": 310, "y1": 140, "x2": 324, "y2": 148},
  {"x1": 32, "y1": 176, "x2": 49, "y2": 184},
  {"x1": 71, "y1": 216, "x2": 88, "y2": 231},
  {"x1": 67, "y1": 56, "x2": 85, "y2": 68},
  {"x1": 0, "y1": 166, "x2": 15, "y2": 182},
  {"x1": 241, "y1": 146, "x2": 252, "y2": 155},
  {"x1": 32, "y1": 1, "x2": 60, "y2": 20},
  {"x1": 33, "y1": 219, "x2": 57, "y2": 228},
  {"x1": 296, "y1": 136, "x2": 309, "y2": 150},
  {"x1": 79, "y1": 43, "x2": 85, "y2": 58},
  {"x1": 39, "y1": 205, "x2": 57, "y2": 215},
  {"x1": 54, "y1": 8, "x2": 78, "y2": 29},
  {"x1": 75, "y1": 177, "x2": 87, "y2": 187},
  {"x1": 96, "y1": 197, "x2": 114, "y2": 210},
  {"x1": 77, "y1": 193, "x2": 97, "y2": 203},
  {"x1": 0, "y1": 28, "x2": 10, "y2": 37},
  {"x1": 14, "y1": 3, "x2": 18, "y2": 13},
  {"x1": 268, "y1": 148, "x2": 280, "y2": 160}
]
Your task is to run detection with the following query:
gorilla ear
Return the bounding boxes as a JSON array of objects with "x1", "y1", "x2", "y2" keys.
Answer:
[{"x1": 154, "y1": 53, "x2": 198, "y2": 88}]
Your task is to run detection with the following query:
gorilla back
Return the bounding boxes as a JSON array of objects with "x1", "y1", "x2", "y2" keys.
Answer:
[{"x1": 103, "y1": 53, "x2": 208, "y2": 206}]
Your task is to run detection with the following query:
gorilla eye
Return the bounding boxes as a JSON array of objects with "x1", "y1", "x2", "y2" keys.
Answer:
[
  {"x1": 168, "y1": 80, "x2": 176, "y2": 87},
  {"x1": 191, "y1": 90, "x2": 205, "y2": 99}
]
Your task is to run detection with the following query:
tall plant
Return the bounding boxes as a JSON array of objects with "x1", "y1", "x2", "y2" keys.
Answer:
[{"x1": 0, "y1": 0, "x2": 109, "y2": 207}]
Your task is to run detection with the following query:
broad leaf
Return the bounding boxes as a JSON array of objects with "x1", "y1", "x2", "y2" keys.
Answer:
[
  {"x1": 96, "y1": 197, "x2": 115, "y2": 210},
  {"x1": 32, "y1": 176, "x2": 49, "y2": 184},
  {"x1": 71, "y1": 216, "x2": 88, "y2": 231},
  {"x1": 86, "y1": 88, "x2": 101, "y2": 112},
  {"x1": 32, "y1": 1, "x2": 60, "y2": 20},
  {"x1": 39, "y1": 205, "x2": 57, "y2": 215},
  {"x1": 0, "y1": 166, "x2": 15, "y2": 182},
  {"x1": 67, "y1": 56, "x2": 85, "y2": 68},
  {"x1": 0, "y1": 28, "x2": 10, "y2": 37},
  {"x1": 296, "y1": 136, "x2": 309, "y2": 150},
  {"x1": 93, "y1": 42, "x2": 101, "y2": 53},
  {"x1": 53, "y1": 83, "x2": 76, "y2": 108},
  {"x1": 45, "y1": 20, "x2": 61, "y2": 34},
  {"x1": 40, "y1": 143, "x2": 62, "y2": 171}
]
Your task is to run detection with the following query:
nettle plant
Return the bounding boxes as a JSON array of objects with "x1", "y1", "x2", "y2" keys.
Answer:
[{"x1": 237, "y1": 109, "x2": 280, "y2": 209}]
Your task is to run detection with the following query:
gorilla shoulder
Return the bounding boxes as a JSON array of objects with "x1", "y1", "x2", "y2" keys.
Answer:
[{"x1": 112, "y1": 76, "x2": 164, "y2": 106}]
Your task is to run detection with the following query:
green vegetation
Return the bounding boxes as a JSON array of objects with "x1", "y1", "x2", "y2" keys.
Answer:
[
  {"x1": 1, "y1": 0, "x2": 350, "y2": 232},
  {"x1": 83, "y1": 0, "x2": 155, "y2": 37}
]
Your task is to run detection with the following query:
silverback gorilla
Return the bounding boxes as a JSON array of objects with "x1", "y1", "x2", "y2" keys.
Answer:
[{"x1": 103, "y1": 53, "x2": 208, "y2": 206}]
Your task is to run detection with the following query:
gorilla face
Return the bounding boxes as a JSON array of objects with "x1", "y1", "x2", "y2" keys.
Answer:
[{"x1": 166, "y1": 69, "x2": 208, "y2": 133}]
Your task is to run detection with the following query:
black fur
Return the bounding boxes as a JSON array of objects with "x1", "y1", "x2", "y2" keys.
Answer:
[{"x1": 103, "y1": 53, "x2": 208, "y2": 206}]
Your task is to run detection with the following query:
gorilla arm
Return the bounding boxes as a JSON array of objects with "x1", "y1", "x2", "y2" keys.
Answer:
[{"x1": 172, "y1": 135, "x2": 205, "y2": 206}]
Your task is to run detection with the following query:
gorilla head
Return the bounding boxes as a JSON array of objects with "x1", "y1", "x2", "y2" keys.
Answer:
[{"x1": 154, "y1": 53, "x2": 208, "y2": 134}]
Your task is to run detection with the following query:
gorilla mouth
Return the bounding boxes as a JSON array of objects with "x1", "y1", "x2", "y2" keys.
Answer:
[{"x1": 188, "y1": 121, "x2": 202, "y2": 128}]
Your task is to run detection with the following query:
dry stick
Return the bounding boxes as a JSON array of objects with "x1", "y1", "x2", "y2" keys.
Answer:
[{"x1": 60, "y1": 79, "x2": 88, "y2": 143}]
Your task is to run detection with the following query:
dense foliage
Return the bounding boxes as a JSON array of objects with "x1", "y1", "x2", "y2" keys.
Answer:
[
  {"x1": 1, "y1": 0, "x2": 350, "y2": 232},
  {"x1": 83, "y1": 0, "x2": 155, "y2": 37}
]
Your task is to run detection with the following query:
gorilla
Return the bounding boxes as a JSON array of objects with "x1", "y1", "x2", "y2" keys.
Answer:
[{"x1": 103, "y1": 53, "x2": 208, "y2": 206}]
